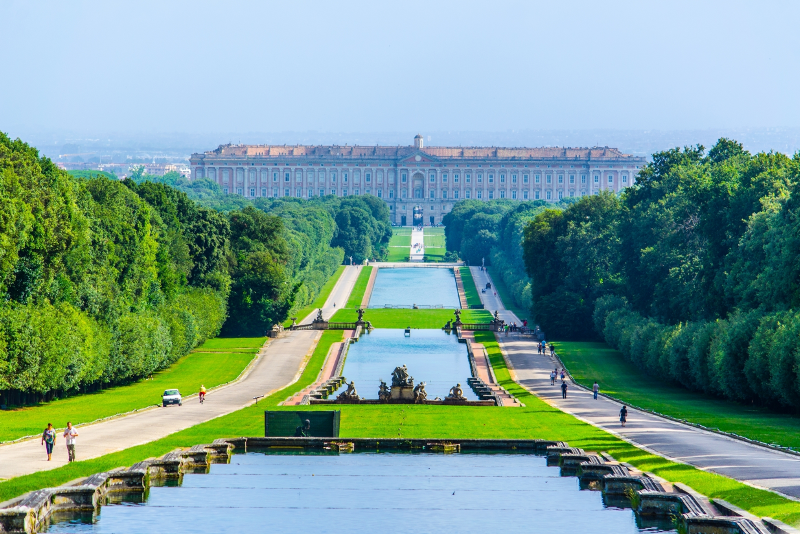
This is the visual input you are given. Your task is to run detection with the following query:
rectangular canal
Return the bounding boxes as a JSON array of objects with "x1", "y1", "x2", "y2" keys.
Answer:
[
  {"x1": 45, "y1": 452, "x2": 676, "y2": 534},
  {"x1": 368, "y1": 268, "x2": 460, "y2": 309}
]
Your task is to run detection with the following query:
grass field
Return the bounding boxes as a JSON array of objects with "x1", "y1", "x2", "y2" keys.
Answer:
[
  {"x1": 0, "y1": 337, "x2": 265, "y2": 443},
  {"x1": 387, "y1": 247, "x2": 409, "y2": 262},
  {"x1": 6, "y1": 330, "x2": 800, "y2": 525},
  {"x1": 331, "y1": 308, "x2": 492, "y2": 328},
  {"x1": 345, "y1": 266, "x2": 373, "y2": 308},
  {"x1": 555, "y1": 341, "x2": 800, "y2": 450},
  {"x1": 423, "y1": 228, "x2": 446, "y2": 248},
  {"x1": 388, "y1": 229, "x2": 411, "y2": 248},
  {"x1": 423, "y1": 247, "x2": 446, "y2": 262},
  {"x1": 283, "y1": 266, "x2": 345, "y2": 327},
  {"x1": 486, "y1": 265, "x2": 530, "y2": 321},
  {"x1": 459, "y1": 267, "x2": 482, "y2": 307}
]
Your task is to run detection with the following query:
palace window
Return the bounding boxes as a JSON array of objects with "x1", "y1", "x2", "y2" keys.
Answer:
[
  {"x1": 354, "y1": 189, "x2": 359, "y2": 195},
  {"x1": 273, "y1": 172, "x2": 278, "y2": 182},
  {"x1": 512, "y1": 174, "x2": 517, "y2": 183},
  {"x1": 442, "y1": 191, "x2": 448, "y2": 199},
  {"x1": 296, "y1": 188, "x2": 302, "y2": 197},
  {"x1": 512, "y1": 190, "x2": 517, "y2": 199},
  {"x1": 453, "y1": 191, "x2": 459, "y2": 199},
  {"x1": 488, "y1": 174, "x2": 494, "y2": 183},
  {"x1": 249, "y1": 188, "x2": 255, "y2": 197},
  {"x1": 523, "y1": 190, "x2": 529, "y2": 200},
  {"x1": 465, "y1": 190, "x2": 471, "y2": 199},
  {"x1": 342, "y1": 188, "x2": 348, "y2": 196},
  {"x1": 236, "y1": 168, "x2": 244, "y2": 183},
  {"x1": 546, "y1": 174, "x2": 552, "y2": 184},
  {"x1": 222, "y1": 169, "x2": 230, "y2": 184},
  {"x1": 237, "y1": 187, "x2": 243, "y2": 195},
  {"x1": 581, "y1": 175, "x2": 587, "y2": 183},
  {"x1": 558, "y1": 175, "x2": 563, "y2": 184},
  {"x1": 477, "y1": 191, "x2": 482, "y2": 199},
  {"x1": 249, "y1": 170, "x2": 256, "y2": 183},
  {"x1": 365, "y1": 173, "x2": 371, "y2": 182},
  {"x1": 523, "y1": 174, "x2": 529, "y2": 184},
  {"x1": 569, "y1": 190, "x2": 574, "y2": 197},
  {"x1": 284, "y1": 172, "x2": 290, "y2": 182},
  {"x1": 488, "y1": 191, "x2": 494, "y2": 199},
  {"x1": 499, "y1": 190, "x2": 505, "y2": 199},
  {"x1": 546, "y1": 191, "x2": 551, "y2": 200},
  {"x1": 442, "y1": 174, "x2": 447, "y2": 183},
  {"x1": 430, "y1": 174, "x2": 435, "y2": 183},
  {"x1": 207, "y1": 168, "x2": 216, "y2": 180},
  {"x1": 389, "y1": 190, "x2": 394, "y2": 199},
  {"x1": 430, "y1": 190, "x2": 435, "y2": 199},
  {"x1": 465, "y1": 174, "x2": 471, "y2": 183},
  {"x1": 343, "y1": 173, "x2": 348, "y2": 183},
  {"x1": 261, "y1": 188, "x2": 266, "y2": 197},
  {"x1": 320, "y1": 189, "x2": 325, "y2": 197},
  {"x1": 331, "y1": 188, "x2": 336, "y2": 195},
  {"x1": 581, "y1": 191, "x2": 587, "y2": 197},
  {"x1": 500, "y1": 174, "x2": 505, "y2": 183},
  {"x1": 402, "y1": 189, "x2": 407, "y2": 198},
  {"x1": 535, "y1": 174, "x2": 540, "y2": 184},
  {"x1": 308, "y1": 189, "x2": 313, "y2": 197},
  {"x1": 622, "y1": 175, "x2": 628, "y2": 183},
  {"x1": 284, "y1": 188, "x2": 290, "y2": 196},
  {"x1": 377, "y1": 190, "x2": 383, "y2": 198},
  {"x1": 454, "y1": 174, "x2": 459, "y2": 183},
  {"x1": 608, "y1": 175, "x2": 613, "y2": 183},
  {"x1": 594, "y1": 175, "x2": 599, "y2": 183},
  {"x1": 273, "y1": 188, "x2": 278, "y2": 197},
  {"x1": 401, "y1": 173, "x2": 407, "y2": 183},
  {"x1": 477, "y1": 174, "x2": 483, "y2": 183},
  {"x1": 307, "y1": 170, "x2": 314, "y2": 181},
  {"x1": 331, "y1": 173, "x2": 337, "y2": 183},
  {"x1": 534, "y1": 191, "x2": 540, "y2": 200},
  {"x1": 195, "y1": 168, "x2": 204, "y2": 179},
  {"x1": 558, "y1": 191, "x2": 563, "y2": 200},
  {"x1": 223, "y1": 187, "x2": 228, "y2": 194},
  {"x1": 569, "y1": 175, "x2": 575, "y2": 184}
]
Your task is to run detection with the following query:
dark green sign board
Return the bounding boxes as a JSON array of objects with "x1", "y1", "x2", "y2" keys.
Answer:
[{"x1": 264, "y1": 411, "x2": 340, "y2": 437}]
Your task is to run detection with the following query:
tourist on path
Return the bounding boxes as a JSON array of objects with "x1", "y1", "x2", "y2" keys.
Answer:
[
  {"x1": 593, "y1": 381, "x2": 599, "y2": 400},
  {"x1": 63, "y1": 422, "x2": 78, "y2": 462},
  {"x1": 619, "y1": 406, "x2": 628, "y2": 427},
  {"x1": 41, "y1": 423, "x2": 56, "y2": 461},
  {"x1": 550, "y1": 370, "x2": 556, "y2": 385},
  {"x1": 560, "y1": 369, "x2": 566, "y2": 381},
  {"x1": 199, "y1": 384, "x2": 207, "y2": 404},
  {"x1": 561, "y1": 380, "x2": 568, "y2": 399}
]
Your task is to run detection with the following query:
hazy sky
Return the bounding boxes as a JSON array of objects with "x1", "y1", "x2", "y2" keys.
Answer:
[{"x1": 2, "y1": 0, "x2": 799, "y2": 136}]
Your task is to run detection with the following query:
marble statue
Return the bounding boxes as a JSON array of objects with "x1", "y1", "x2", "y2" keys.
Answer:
[
  {"x1": 447, "y1": 383, "x2": 464, "y2": 400},
  {"x1": 391, "y1": 365, "x2": 413, "y2": 387},
  {"x1": 413, "y1": 382, "x2": 428, "y2": 402},
  {"x1": 338, "y1": 380, "x2": 359, "y2": 401},
  {"x1": 378, "y1": 380, "x2": 390, "y2": 401}
]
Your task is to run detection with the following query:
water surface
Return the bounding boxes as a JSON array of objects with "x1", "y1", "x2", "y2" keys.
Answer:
[
  {"x1": 46, "y1": 452, "x2": 676, "y2": 534},
  {"x1": 334, "y1": 329, "x2": 476, "y2": 400},
  {"x1": 368, "y1": 268, "x2": 459, "y2": 308}
]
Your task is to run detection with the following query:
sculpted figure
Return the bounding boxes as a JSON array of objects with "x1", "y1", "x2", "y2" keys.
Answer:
[
  {"x1": 357, "y1": 308, "x2": 365, "y2": 322},
  {"x1": 391, "y1": 365, "x2": 413, "y2": 387},
  {"x1": 315, "y1": 309, "x2": 324, "y2": 322},
  {"x1": 447, "y1": 383, "x2": 464, "y2": 400},
  {"x1": 294, "y1": 419, "x2": 311, "y2": 437},
  {"x1": 338, "y1": 380, "x2": 359, "y2": 401},
  {"x1": 413, "y1": 382, "x2": 428, "y2": 402},
  {"x1": 378, "y1": 380, "x2": 390, "y2": 401}
]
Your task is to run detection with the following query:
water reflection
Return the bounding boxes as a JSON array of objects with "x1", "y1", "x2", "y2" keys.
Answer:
[{"x1": 368, "y1": 268, "x2": 460, "y2": 308}]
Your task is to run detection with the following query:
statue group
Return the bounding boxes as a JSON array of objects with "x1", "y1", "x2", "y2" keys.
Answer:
[
  {"x1": 391, "y1": 364, "x2": 413, "y2": 387},
  {"x1": 337, "y1": 380, "x2": 359, "y2": 401},
  {"x1": 447, "y1": 383, "x2": 464, "y2": 400}
]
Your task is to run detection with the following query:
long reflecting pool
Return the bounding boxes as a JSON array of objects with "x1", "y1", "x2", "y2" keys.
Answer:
[
  {"x1": 46, "y1": 452, "x2": 677, "y2": 533},
  {"x1": 334, "y1": 329, "x2": 476, "y2": 400},
  {"x1": 368, "y1": 268, "x2": 460, "y2": 308}
]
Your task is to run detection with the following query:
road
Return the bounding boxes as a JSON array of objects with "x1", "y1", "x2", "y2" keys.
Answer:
[
  {"x1": 0, "y1": 266, "x2": 359, "y2": 480},
  {"x1": 471, "y1": 267, "x2": 800, "y2": 500}
]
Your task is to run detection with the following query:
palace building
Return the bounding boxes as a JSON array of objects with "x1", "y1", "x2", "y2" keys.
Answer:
[{"x1": 189, "y1": 135, "x2": 646, "y2": 225}]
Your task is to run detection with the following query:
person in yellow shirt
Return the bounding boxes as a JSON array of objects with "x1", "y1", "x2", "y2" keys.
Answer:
[{"x1": 199, "y1": 385, "x2": 207, "y2": 404}]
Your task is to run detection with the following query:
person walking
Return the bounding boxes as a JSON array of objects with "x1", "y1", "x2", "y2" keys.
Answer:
[
  {"x1": 550, "y1": 370, "x2": 556, "y2": 385},
  {"x1": 592, "y1": 381, "x2": 599, "y2": 400},
  {"x1": 63, "y1": 422, "x2": 78, "y2": 462},
  {"x1": 560, "y1": 369, "x2": 566, "y2": 381},
  {"x1": 199, "y1": 384, "x2": 207, "y2": 404},
  {"x1": 619, "y1": 405, "x2": 628, "y2": 427},
  {"x1": 561, "y1": 380, "x2": 568, "y2": 399},
  {"x1": 41, "y1": 423, "x2": 56, "y2": 461}
]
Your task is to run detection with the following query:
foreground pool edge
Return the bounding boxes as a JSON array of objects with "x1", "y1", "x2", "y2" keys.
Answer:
[{"x1": 0, "y1": 438, "x2": 788, "y2": 534}]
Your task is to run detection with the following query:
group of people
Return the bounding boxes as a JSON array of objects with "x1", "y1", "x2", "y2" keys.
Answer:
[
  {"x1": 40, "y1": 422, "x2": 78, "y2": 462},
  {"x1": 545, "y1": 356, "x2": 628, "y2": 426},
  {"x1": 537, "y1": 342, "x2": 555, "y2": 356}
]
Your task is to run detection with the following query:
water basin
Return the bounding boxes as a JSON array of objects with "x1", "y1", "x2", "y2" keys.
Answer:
[
  {"x1": 45, "y1": 452, "x2": 677, "y2": 534},
  {"x1": 334, "y1": 329, "x2": 476, "y2": 400},
  {"x1": 368, "y1": 268, "x2": 460, "y2": 308}
]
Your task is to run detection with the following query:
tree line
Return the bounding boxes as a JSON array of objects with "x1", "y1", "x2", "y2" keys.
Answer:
[
  {"x1": 0, "y1": 135, "x2": 391, "y2": 405},
  {"x1": 522, "y1": 139, "x2": 800, "y2": 409}
]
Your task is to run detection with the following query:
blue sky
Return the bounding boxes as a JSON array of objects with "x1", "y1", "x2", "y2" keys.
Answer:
[{"x1": 2, "y1": 0, "x2": 798, "y2": 135}]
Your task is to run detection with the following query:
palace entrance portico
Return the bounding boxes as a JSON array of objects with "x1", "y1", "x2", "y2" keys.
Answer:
[{"x1": 413, "y1": 206, "x2": 423, "y2": 226}]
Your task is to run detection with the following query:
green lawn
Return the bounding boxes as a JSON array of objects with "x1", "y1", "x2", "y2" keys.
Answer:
[
  {"x1": 389, "y1": 230, "x2": 411, "y2": 248},
  {"x1": 423, "y1": 228, "x2": 446, "y2": 248},
  {"x1": 423, "y1": 247, "x2": 446, "y2": 262},
  {"x1": 7, "y1": 330, "x2": 800, "y2": 526},
  {"x1": 486, "y1": 266, "x2": 530, "y2": 321},
  {"x1": 459, "y1": 267, "x2": 482, "y2": 307},
  {"x1": 555, "y1": 341, "x2": 800, "y2": 451},
  {"x1": 283, "y1": 266, "x2": 345, "y2": 327},
  {"x1": 0, "y1": 337, "x2": 265, "y2": 443},
  {"x1": 387, "y1": 247, "x2": 410, "y2": 262},
  {"x1": 331, "y1": 308, "x2": 492, "y2": 329},
  {"x1": 345, "y1": 266, "x2": 373, "y2": 308}
]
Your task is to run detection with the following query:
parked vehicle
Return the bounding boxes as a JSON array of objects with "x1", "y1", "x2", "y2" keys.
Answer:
[{"x1": 162, "y1": 389, "x2": 182, "y2": 407}]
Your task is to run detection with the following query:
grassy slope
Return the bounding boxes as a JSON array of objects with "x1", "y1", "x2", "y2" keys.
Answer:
[
  {"x1": 331, "y1": 308, "x2": 492, "y2": 329},
  {"x1": 423, "y1": 229, "x2": 445, "y2": 248},
  {"x1": 555, "y1": 341, "x2": 800, "y2": 450},
  {"x1": 344, "y1": 266, "x2": 373, "y2": 308},
  {"x1": 283, "y1": 266, "x2": 345, "y2": 327},
  {"x1": 0, "y1": 337, "x2": 265, "y2": 443},
  {"x1": 459, "y1": 267, "x2": 482, "y2": 307},
  {"x1": 4, "y1": 330, "x2": 800, "y2": 524},
  {"x1": 387, "y1": 248, "x2": 409, "y2": 262},
  {"x1": 389, "y1": 230, "x2": 411, "y2": 248},
  {"x1": 486, "y1": 265, "x2": 530, "y2": 321}
]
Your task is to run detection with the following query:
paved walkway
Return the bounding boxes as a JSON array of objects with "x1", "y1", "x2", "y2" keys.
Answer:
[
  {"x1": 410, "y1": 227, "x2": 424, "y2": 261},
  {"x1": 470, "y1": 268, "x2": 800, "y2": 500},
  {"x1": 0, "y1": 267, "x2": 360, "y2": 480}
]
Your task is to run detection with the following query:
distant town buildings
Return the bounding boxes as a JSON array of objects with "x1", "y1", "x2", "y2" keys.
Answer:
[
  {"x1": 56, "y1": 162, "x2": 191, "y2": 179},
  {"x1": 190, "y1": 135, "x2": 646, "y2": 225}
]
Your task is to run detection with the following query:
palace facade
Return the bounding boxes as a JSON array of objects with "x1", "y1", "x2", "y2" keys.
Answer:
[{"x1": 189, "y1": 135, "x2": 646, "y2": 225}]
